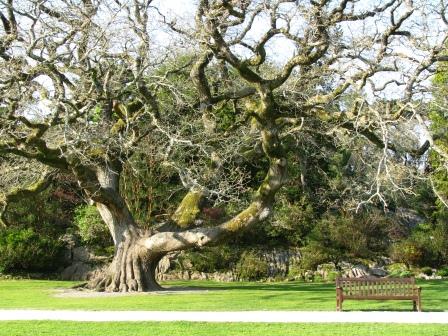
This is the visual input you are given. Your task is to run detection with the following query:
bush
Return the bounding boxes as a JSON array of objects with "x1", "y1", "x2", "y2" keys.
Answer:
[
  {"x1": 326, "y1": 271, "x2": 340, "y2": 282},
  {"x1": 436, "y1": 267, "x2": 448, "y2": 277},
  {"x1": 299, "y1": 242, "x2": 331, "y2": 271},
  {"x1": 420, "y1": 267, "x2": 433, "y2": 276},
  {"x1": 397, "y1": 270, "x2": 414, "y2": 278},
  {"x1": 267, "y1": 196, "x2": 316, "y2": 246},
  {"x1": 302, "y1": 210, "x2": 393, "y2": 269},
  {"x1": 390, "y1": 240, "x2": 424, "y2": 267},
  {"x1": 0, "y1": 227, "x2": 64, "y2": 273},
  {"x1": 287, "y1": 264, "x2": 304, "y2": 279},
  {"x1": 313, "y1": 274, "x2": 324, "y2": 282},
  {"x1": 386, "y1": 263, "x2": 414, "y2": 278},
  {"x1": 236, "y1": 250, "x2": 269, "y2": 281},
  {"x1": 183, "y1": 246, "x2": 240, "y2": 273},
  {"x1": 74, "y1": 205, "x2": 112, "y2": 248}
]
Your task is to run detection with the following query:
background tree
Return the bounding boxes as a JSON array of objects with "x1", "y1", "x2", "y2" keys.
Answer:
[{"x1": 0, "y1": 0, "x2": 446, "y2": 292}]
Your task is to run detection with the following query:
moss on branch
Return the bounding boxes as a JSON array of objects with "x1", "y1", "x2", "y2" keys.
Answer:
[
  {"x1": 222, "y1": 202, "x2": 260, "y2": 232},
  {"x1": 171, "y1": 191, "x2": 203, "y2": 228}
]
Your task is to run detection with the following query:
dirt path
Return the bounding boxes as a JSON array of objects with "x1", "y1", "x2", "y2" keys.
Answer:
[{"x1": 0, "y1": 310, "x2": 447, "y2": 323}]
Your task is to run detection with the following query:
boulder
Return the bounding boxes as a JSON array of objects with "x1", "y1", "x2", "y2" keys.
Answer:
[
  {"x1": 369, "y1": 267, "x2": 388, "y2": 277},
  {"x1": 341, "y1": 264, "x2": 369, "y2": 278},
  {"x1": 72, "y1": 247, "x2": 93, "y2": 263},
  {"x1": 61, "y1": 262, "x2": 94, "y2": 281}
]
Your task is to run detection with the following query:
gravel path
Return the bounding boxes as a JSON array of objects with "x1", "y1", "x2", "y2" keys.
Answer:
[{"x1": 0, "y1": 310, "x2": 447, "y2": 323}]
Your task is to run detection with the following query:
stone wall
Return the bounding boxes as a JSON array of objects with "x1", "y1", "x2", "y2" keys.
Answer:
[
  {"x1": 60, "y1": 246, "x2": 108, "y2": 281},
  {"x1": 156, "y1": 249, "x2": 397, "y2": 282},
  {"x1": 60, "y1": 246, "x2": 397, "y2": 282}
]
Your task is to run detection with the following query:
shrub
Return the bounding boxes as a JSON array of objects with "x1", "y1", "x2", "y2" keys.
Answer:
[
  {"x1": 184, "y1": 246, "x2": 240, "y2": 273},
  {"x1": 397, "y1": 270, "x2": 414, "y2": 278},
  {"x1": 386, "y1": 263, "x2": 415, "y2": 278},
  {"x1": 326, "y1": 271, "x2": 340, "y2": 282},
  {"x1": 420, "y1": 267, "x2": 433, "y2": 276},
  {"x1": 390, "y1": 240, "x2": 423, "y2": 267},
  {"x1": 74, "y1": 205, "x2": 112, "y2": 248},
  {"x1": 436, "y1": 267, "x2": 448, "y2": 277},
  {"x1": 299, "y1": 242, "x2": 331, "y2": 271},
  {"x1": 386, "y1": 263, "x2": 408, "y2": 277},
  {"x1": 313, "y1": 274, "x2": 324, "y2": 282},
  {"x1": 267, "y1": 196, "x2": 316, "y2": 246},
  {"x1": 287, "y1": 264, "x2": 304, "y2": 279},
  {"x1": 236, "y1": 250, "x2": 269, "y2": 281},
  {"x1": 391, "y1": 233, "x2": 440, "y2": 268},
  {"x1": 0, "y1": 227, "x2": 64, "y2": 273},
  {"x1": 303, "y1": 210, "x2": 393, "y2": 269}
]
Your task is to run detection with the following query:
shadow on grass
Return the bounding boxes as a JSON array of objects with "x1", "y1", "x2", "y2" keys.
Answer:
[
  {"x1": 165, "y1": 282, "x2": 335, "y2": 292},
  {"x1": 341, "y1": 308, "x2": 445, "y2": 312}
]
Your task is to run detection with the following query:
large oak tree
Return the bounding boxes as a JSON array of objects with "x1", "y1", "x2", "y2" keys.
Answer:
[{"x1": 0, "y1": 0, "x2": 446, "y2": 291}]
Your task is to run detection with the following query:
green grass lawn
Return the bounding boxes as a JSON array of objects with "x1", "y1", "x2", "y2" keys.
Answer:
[
  {"x1": 1, "y1": 279, "x2": 447, "y2": 336},
  {"x1": 0, "y1": 279, "x2": 447, "y2": 311},
  {"x1": 0, "y1": 322, "x2": 447, "y2": 336}
]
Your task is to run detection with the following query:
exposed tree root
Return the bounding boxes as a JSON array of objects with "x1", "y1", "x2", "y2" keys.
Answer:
[{"x1": 88, "y1": 233, "x2": 165, "y2": 292}]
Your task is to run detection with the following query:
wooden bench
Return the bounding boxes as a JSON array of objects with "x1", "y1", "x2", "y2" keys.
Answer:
[{"x1": 336, "y1": 277, "x2": 422, "y2": 312}]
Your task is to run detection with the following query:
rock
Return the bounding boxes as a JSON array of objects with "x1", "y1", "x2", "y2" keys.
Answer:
[
  {"x1": 156, "y1": 255, "x2": 172, "y2": 275},
  {"x1": 375, "y1": 257, "x2": 392, "y2": 267},
  {"x1": 61, "y1": 262, "x2": 94, "y2": 281},
  {"x1": 369, "y1": 267, "x2": 388, "y2": 277},
  {"x1": 316, "y1": 263, "x2": 337, "y2": 279},
  {"x1": 304, "y1": 270, "x2": 314, "y2": 281},
  {"x1": 261, "y1": 249, "x2": 290, "y2": 277},
  {"x1": 214, "y1": 271, "x2": 235, "y2": 282},
  {"x1": 190, "y1": 271, "x2": 203, "y2": 280},
  {"x1": 396, "y1": 207, "x2": 425, "y2": 229},
  {"x1": 60, "y1": 248, "x2": 74, "y2": 265},
  {"x1": 59, "y1": 233, "x2": 78, "y2": 248},
  {"x1": 416, "y1": 273, "x2": 442, "y2": 280},
  {"x1": 341, "y1": 264, "x2": 369, "y2": 278},
  {"x1": 72, "y1": 247, "x2": 93, "y2": 263}
]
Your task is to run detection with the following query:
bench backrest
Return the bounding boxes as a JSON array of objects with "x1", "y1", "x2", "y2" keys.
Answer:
[{"x1": 336, "y1": 277, "x2": 417, "y2": 297}]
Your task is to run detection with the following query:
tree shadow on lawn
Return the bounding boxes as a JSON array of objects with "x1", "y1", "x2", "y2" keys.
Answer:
[
  {"x1": 165, "y1": 279, "x2": 448, "y2": 292},
  {"x1": 66, "y1": 282, "x2": 334, "y2": 296},
  {"x1": 165, "y1": 282, "x2": 335, "y2": 292}
]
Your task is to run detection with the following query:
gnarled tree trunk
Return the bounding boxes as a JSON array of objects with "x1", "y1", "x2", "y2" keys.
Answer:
[
  {"x1": 89, "y1": 226, "x2": 164, "y2": 292},
  {"x1": 82, "y1": 167, "x2": 166, "y2": 292}
]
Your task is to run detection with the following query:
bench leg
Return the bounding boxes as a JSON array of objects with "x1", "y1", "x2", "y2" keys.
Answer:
[
  {"x1": 336, "y1": 299, "x2": 342, "y2": 312},
  {"x1": 336, "y1": 288, "x2": 343, "y2": 312},
  {"x1": 413, "y1": 300, "x2": 422, "y2": 312}
]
